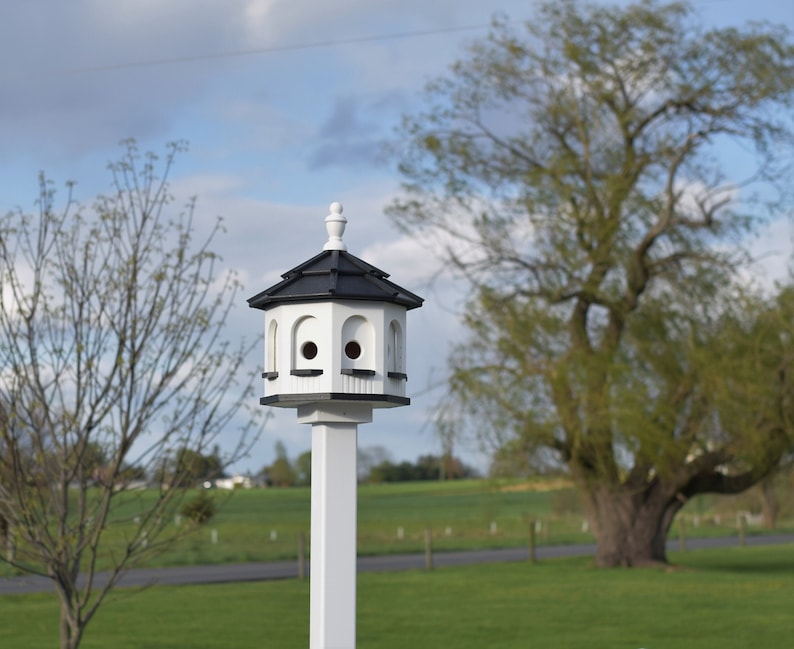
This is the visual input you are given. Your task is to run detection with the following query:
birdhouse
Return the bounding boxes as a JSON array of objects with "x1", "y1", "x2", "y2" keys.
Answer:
[{"x1": 247, "y1": 202, "x2": 424, "y2": 410}]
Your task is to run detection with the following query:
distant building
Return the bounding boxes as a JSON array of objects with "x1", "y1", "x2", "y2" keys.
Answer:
[{"x1": 210, "y1": 474, "x2": 254, "y2": 490}]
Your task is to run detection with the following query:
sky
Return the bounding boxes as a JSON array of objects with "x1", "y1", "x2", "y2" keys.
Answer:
[{"x1": 1, "y1": 0, "x2": 792, "y2": 476}]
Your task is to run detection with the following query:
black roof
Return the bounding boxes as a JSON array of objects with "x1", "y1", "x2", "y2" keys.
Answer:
[{"x1": 247, "y1": 249, "x2": 424, "y2": 311}]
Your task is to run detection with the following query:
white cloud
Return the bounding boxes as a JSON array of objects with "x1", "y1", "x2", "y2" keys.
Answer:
[{"x1": 742, "y1": 217, "x2": 794, "y2": 292}]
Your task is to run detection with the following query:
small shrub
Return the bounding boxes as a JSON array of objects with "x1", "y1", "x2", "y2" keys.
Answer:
[{"x1": 181, "y1": 491, "x2": 217, "y2": 525}]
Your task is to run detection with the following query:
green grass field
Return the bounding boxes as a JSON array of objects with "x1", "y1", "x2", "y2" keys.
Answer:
[
  {"x1": 2, "y1": 544, "x2": 792, "y2": 648},
  {"x1": 2, "y1": 478, "x2": 791, "y2": 576},
  {"x1": 140, "y1": 479, "x2": 793, "y2": 567}
]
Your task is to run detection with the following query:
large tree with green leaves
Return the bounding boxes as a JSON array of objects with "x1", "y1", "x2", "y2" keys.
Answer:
[
  {"x1": 388, "y1": 0, "x2": 794, "y2": 566},
  {"x1": 0, "y1": 141, "x2": 264, "y2": 648}
]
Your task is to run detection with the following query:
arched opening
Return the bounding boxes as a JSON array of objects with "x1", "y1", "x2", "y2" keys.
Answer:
[
  {"x1": 265, "y1": 319, "x2": 278, "y2": 379},
  {"x1": 341, "y1": 315, "x2": 374, "y2": 374},
  {"x1": 387, "y1": 320, "x2": 406, "y2": 380},
  {"x1": 292, "y1": 316, "x2": 323, "y2": 374}
]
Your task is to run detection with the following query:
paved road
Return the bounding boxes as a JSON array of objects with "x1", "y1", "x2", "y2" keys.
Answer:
[{"x1": 2, "y1": 533, "x2": 792, "y2": 596}]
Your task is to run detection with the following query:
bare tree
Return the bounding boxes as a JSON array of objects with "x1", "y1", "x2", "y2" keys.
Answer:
[{"x1": 0, "y1": 141, "x2": 264, "y2": 649}]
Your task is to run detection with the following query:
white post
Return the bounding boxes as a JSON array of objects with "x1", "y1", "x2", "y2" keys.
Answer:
[{"x1": 299, "y1": 403, "x2": 372, "y2": 649}]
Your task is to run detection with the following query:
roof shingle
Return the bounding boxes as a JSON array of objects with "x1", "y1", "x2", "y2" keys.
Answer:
[{"x1": 247, "y1": 249, "x2": 424, "y2": 311}]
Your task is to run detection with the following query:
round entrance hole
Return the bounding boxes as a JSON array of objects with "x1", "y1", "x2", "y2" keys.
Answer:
[
  {"x1": 302, "y1": 341, "x2": 318, "y2": 360},
  {"x1": 344, "y1": 341, "x2": 362, "y2": 360}
]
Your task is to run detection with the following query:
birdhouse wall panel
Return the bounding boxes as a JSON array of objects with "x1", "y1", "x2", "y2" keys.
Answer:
[
  {"x1": 287, "y1": 373, "x2": 328, "y2": 394},
  {"x1": 342, "y1": 373, "x2": 377, "y2": 394},
  {"x1": 385, "y1": 376, "x2": 406, "y2": 398},
  {"x1": 331, "y1": 302, "x2": 383, "y2": 392},
  {"x1": 263, "y1": 306, "x2": 289, "y2": 399}
]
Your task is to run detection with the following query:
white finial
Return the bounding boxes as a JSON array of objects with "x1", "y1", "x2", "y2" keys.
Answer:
[{"x1": 323, "y1": 202, "x2": 347, "y2": 251}]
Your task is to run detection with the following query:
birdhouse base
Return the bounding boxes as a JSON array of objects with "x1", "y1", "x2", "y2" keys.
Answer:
[
  {"x1": 261, "y1": 392, "x2": 409, "y2": 409},
  {"x1": 297, "y1": 402, "x2": 373, "y2": 425}
]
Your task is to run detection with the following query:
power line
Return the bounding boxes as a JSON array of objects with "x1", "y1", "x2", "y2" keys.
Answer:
[
  {"x1": 2, "y1": 0, "x2": 755, "y2": 83},
  {"x1": 3, "y1": 22, "x2": 495, "y2": 82}
]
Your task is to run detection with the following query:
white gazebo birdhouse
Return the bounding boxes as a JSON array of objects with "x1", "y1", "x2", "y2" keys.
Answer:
[
  {"x1": 247, "y1": 202, "x2": 423, "y2": 649},
  {"x1": 247, "y1": 202, "x2": 424, "y2": 412}
]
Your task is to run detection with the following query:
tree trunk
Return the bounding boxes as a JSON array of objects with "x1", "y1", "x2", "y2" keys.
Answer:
[
  {"x1": 56, "y1": 584, "x2": 85, "y2": 649},
  {"x1": 584, "y1": 484, "x2": 683, "y2": 567},
  {"x1": 59, "y1": 604, "x2": 84, "y2": 649}
]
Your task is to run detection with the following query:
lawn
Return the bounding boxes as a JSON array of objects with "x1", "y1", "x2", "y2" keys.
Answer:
[
  {"x1": 2, "y1": 544, "x2": 792, "y2": 648},
  {"x1": 2, "y1": 478, "x2": 791, "y2": 576},
  {"x1": 135, "y1": 479, "x2": 794, "y2": 566}
]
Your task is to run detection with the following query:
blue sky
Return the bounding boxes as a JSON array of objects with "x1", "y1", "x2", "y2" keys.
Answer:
[{"x1": 1, "y1": 0, "x2": 792, "y2": 475}]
